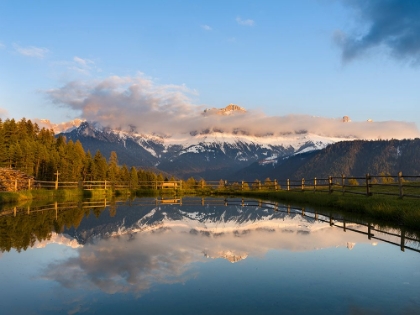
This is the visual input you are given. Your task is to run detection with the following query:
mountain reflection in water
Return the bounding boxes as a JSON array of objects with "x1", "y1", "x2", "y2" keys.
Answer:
[
  {"x1": 1, "y1": 197, "x2": 419, "y2": 314},
  {"x1": 33, "y1": 198, "x2": 418, "y2": 292}
]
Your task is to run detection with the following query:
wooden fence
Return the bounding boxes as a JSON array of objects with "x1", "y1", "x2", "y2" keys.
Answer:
[
  {"x1": 222, "y1": 172, "x2": 420, "y2": 199},
  {"x1": 1, "y1": 172, "x2": 420, "y2": 198},
  {"x1": 0, "y1": 179, "x2": 221, "y2": 192}
]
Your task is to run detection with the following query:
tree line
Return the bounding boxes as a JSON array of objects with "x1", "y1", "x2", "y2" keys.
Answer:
[{"x1": 0, "y1": 118, "x2": 168, "y2": 183}]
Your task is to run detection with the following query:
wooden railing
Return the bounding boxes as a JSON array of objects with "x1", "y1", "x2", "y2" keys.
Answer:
[
  {"x1": 0, "y1": 179, "x2": 221, "y2": 191},
  {"x1": 222, "y1": 172, "x2": 420, "y2": 199},
  {"x1": 1, "y1": 172, "x2": 420, "y2": 198}
]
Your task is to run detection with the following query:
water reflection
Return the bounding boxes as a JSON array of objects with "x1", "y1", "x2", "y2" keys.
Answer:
[
  {"x1": 1, "y1": 197, "x2": 420, "y2": 314},
  {"x1": 1, "y1": 197, "x2": 418, "y2": 255}
]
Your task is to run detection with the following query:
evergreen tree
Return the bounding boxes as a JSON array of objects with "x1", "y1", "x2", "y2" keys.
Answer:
[
  {"x1": 129, "y1": 167, "x2": 139, "y2": 189},
  {"x1": 107, "y1": 151, "x2": 119, "y2": 182},
  {"x1": 93, "y1": 150, "x2": 107, "y2": 180},
  {"x1": 119, "y1": 165, "x2": 130, "y2": 183},
  {"x1": 83, "y1": 151, "x2": 94, "y2": 181}
]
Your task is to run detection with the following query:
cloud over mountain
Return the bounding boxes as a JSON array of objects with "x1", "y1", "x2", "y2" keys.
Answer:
[{"x1": 47, "y1": 75, "x2": 419, "y2": 139}]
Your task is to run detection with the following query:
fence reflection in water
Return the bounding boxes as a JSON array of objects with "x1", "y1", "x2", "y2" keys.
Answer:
[{"x1": 1, "y1": 197, "x2": 419, "y2": 254}]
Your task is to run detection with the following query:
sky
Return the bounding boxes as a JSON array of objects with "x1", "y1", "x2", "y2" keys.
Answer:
[{"x1": 0, "y1": 0, "x2": 419, "y2": 138}]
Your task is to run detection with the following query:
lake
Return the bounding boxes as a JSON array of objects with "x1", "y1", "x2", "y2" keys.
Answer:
[{"x1": 0, "y1": 197, "x2": 419, "y2": 314}]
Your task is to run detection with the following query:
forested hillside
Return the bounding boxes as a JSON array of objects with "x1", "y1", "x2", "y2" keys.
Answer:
[
  {"x1": 0, "y1": 118, "x2": 165, "y2": 182},
  {"x1": 234, "y1": 139, "x2": 420, "y2": 181}
]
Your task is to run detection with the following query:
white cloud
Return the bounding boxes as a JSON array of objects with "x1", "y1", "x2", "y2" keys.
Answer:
[
  {"x1": 0, "y1": 42, "x2": 5, "y2": 49},
  {"x1": 201, "y1": 25, "x2": 212, "y2": 31},
  {"x1": 66, "y1": 56, "x2": 97, "y2": 75},
  {"x1": 236, "y1": 17, "x2": 255, "y2": 26},
  {"x1": 46, "y1": 75, "x2": 201, "y2": 134},
  {"x1": 74, "y1": 56, "x2": 94, "y2": 66},
  {"x1": 13, "y1": 43, "x2": 49, "y2": 58},
  {"x1": 46, "y1": 74, "x2": 420, "y2": 140}
]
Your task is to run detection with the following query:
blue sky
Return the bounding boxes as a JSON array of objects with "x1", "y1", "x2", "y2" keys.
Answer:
[{"x1": 0, "y1": 0, "x2": 419, "y2": 133}]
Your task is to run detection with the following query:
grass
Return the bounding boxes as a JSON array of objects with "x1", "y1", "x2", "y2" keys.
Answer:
[
  {"x1": 0, "y1": 187, "x2": 164, "y2": 208},
  {"x1": 0, "y1": 191, "x2": 32, "y2": 204}
]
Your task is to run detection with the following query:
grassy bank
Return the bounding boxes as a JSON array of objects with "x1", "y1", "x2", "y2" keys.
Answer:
[
  {"x1": 0, "y1": 189, "x2": 85, "y2": 207},
  {"x1": 0, "y1": 187, "x2": 162, "y2": 207},
  {"x1": 214, "y1": 189, "x2": 420, "y2": 230}
]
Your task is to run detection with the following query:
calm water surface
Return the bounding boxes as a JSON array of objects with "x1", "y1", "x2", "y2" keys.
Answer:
[{"x1": 0, "y1": 197, "x2": 419, "y2": 314}]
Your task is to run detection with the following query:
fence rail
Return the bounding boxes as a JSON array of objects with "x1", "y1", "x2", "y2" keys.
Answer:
[
  {"x1": 222, "y1": 172, "x2": 420, "y2": 199},
  {"x1": 1, "y1": 172, "x2": 420, "y2": 198}
]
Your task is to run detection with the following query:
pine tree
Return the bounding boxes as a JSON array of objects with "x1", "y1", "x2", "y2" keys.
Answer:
[
  {"x1": 93, "y1": 150, "x2": 107, "y2": 180},
  {"x1": 107, "y1": 151, "x2": 119, "y2": 182},
  {"x1": 129, "y1": 167, "x2": 139, "y2": 189},
  {"x1": 83, "y1": 151, "x2": 94, "y2": 181},
  {"x1": 119, "y1": 165, "x2": 130, "y2": 183}
]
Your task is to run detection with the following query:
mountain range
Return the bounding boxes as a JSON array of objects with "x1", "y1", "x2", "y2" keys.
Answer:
[
  {"x1": 52, "y1": 105, "x2": 420, "y2": 180},
  {"x1": 59, "y1": 121, "x2": 354, "y2": 179}
]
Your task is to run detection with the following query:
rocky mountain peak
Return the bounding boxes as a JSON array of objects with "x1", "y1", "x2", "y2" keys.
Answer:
[{"x1": 203, "y1": 103, "x2": 247, "y2": 116}]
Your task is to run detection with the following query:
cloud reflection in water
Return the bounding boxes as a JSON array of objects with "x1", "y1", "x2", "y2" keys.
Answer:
[{"x1": 42, "y1": 210, "x2": 372, "y2": 295}]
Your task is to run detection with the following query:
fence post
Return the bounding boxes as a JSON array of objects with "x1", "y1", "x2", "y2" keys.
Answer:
[
  {"x1": 14, "y1": 179, "x2": 17, "y2": 192},
  {"x1": 341, "y1": 174, "x2": 345, "y2": 195},
  {"x1": 241, "y1": 181, "x2": 244, "y2": 191},
  {"x1": 313, "y1": 177, "x2": 317, "y2": 192},
  {"x1": 328, "y1": 176, "x2": 333, "y2": 194},
  {"x1": 366, "y1": 173, "x2": 371, "y2": 196},
  {"x1": 368, "y1": 223, "x2": 373, "y2": 240},
  {"x1": 54, "y1": 170, "x2": 60, "y2": 190},
  {"x1": 104, "y1": 180, "x2": 107, "y2": 190},
  {"x1": 301, "y1": 178, "x2": 305, "y2": 191},
  {"x1": 287, "y1": 179, "x2": 290, "y2": 191},
  {"x1": 274, "y1": 179, "x2": 278, "y2": 191},
  {"x1": 398, "y1": 171, "x2": 404, "y2": 198},
  {"x1": 28, "y1": 179, "x2": 32, "y2": 190},
  {"x1": 400, "y1": 227, "x2": 405, "y2": 252},
  {"x1": 258, "y1": 181, "x2": 261, "y2": 190}
]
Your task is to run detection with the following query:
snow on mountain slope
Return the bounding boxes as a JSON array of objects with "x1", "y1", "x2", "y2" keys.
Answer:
[{"x1": 58, "y1": 121, "x2": 357, "y2": 178}]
